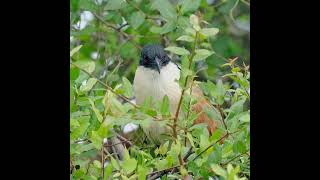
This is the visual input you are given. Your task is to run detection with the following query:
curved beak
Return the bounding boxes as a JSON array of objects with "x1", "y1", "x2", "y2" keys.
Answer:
[{"x1": 155, "y1": 57, "x2": 161, "y2": 73}]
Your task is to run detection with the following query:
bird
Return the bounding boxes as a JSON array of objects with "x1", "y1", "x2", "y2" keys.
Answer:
[{"x1": 133, "y1": 44, "x2": 218, "y2": 144}]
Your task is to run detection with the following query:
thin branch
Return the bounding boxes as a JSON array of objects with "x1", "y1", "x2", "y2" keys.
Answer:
[
  {"x1": 116, "y1": 134, "x2": 133, "y2": 147},
  {"x1": 240, "y1": 0, "x2": 250, "y2": 6},
  {"x1": 229, "y1": 0, "x2": 240, "y2": 24},
  {"x1": 101, "y1": 142, "x2": 105, "y2": 179},
  {"x1": 217, "y1": 104, "x2": 228, "y2": 131},
  {"x1": 70, "y1": 61, "x2": 138, "y2": 108},
  {"x1": 183, "y1": 147, "x2": 194, "y2": 162},
  {"x1": 147, "y1": 165, "x2": 181, "y2": 180},
  {"x1": 117, "y1": 22, "x2": 129, "y2": 31},
  {"x1": 192, "y1": 130, "x2": 240, "y2": 161},
  {"x1": 221, "y1": 149, "x2": 250, "y2": 166}
]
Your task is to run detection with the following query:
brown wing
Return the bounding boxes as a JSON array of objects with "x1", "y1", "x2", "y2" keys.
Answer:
[{"x1": 191, "y1": 84, "x2": 217, "y2": 136}]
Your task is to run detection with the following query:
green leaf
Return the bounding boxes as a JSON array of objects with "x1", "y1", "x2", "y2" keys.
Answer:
[
  {"x1": 229, "y1": 99, "x2": 246, "y2": 114},
  {"x1": 70, "y1": 66, "x2": 80, "y2": 80},
  {"x1": 80, "y1": 78, "x2": 97, "y2": 92},
  {"x1": 193, "y1": 49, "x2": 215, "y2": 62},
  {"x1": 239, "y1": 111, "x2": 250, "y2": 122},
  {"x1": 151, "y1": 0, "x2": 177, "y2": 21},
  {"x1": 176, "y1": 35, "x2": 194, "y2": 42},
  {"x1": 71, "y1": 116, "x2": 90, "y2": 140},
  {"x1": 137, "y1": 166, "x2": 150, "y2": 180},
  {"x1": 122, "y1": 77, "x2": 133, "y2": 98},
  {"x1": 158, "y1": 141, "x2": 169, "y2": 155},
  {"x1": 216, "y1": 79, "x2": 225, "y2": 105},
  {"x1": 208, "y1": 145, "x2": 222, "y2": 164},
  {"x1": 90, "y1": 130, "x2": 103, "y2": 149},
  {"x1": 122, "y1": 158, "x2": 137, "y2": 174},
  {"x1": 70, "y1": 82, "x2": 75, "y2": 109},
  {"x1": 104, "y1": 163, "x2": 113, "y2": 178},
  {"x1": 70, "y1": 45, "x2": 82, "y2": 57},
  {"x1": 88, "y1": 98, "x2": 103, "y2": 122},
  {"x1": 129, "y1": 11, "x2": 146, "y2": 29},
  {"x1": 165, "y1": 46, "x2": 190, "y2": 55},
  {"x1": 105, "y1": 0, "x2": 127, "y2": 10},
  {"x1": 150, "y1": 26, "x2": 162, "y2": 34},
  {"x1": 177, "y1": 16, "x2": 190, "y2": 29},
  {"x1": 187, "y1": 132, "x2": 195, "y2": 148},
  {"x1": 199, "y1": 134, "x2": 210, "y2": 152},
  {"x1": 200, "y1": 28, "x2": 219, "y2": 37},
  {"x1": 180, "y1": 0, "x2": 201, "y2": 14},
  {"x1": 111, "y1": 157, "x2": 120, "y2": 170},
  {"x1": 160, "y1": 21, "x2": 176, "y2": 34},
  {"x1": 74, "y1": 61, "x2": 95, "y2": 73},
  {"x1": 185, "y1": 27, "x2": 196, "y2": 36},
  {"x1": 233, "y1": 140, "x2": 246, "y2": 153},
  {"x1": 160, "y1": 95, "x2": 170, "y2": 116},
  {"x1": 210, "y1": 164, "x2": 227, "y2": 179},
  {"x1": 189, "y1": 14, "x2": 199, "y2": 26},
  {"x1": 70, "y1": 118, "x2": 80, "y2": 131}
]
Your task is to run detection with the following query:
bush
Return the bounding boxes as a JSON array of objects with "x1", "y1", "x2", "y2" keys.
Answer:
[{"x1": 70, "y1": 0, "x2": 250, "y2": 179}]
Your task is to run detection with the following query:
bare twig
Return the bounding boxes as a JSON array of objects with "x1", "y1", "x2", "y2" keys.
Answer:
[
  {"x1": 217, "y1": 104, "x2": 228, "y2": 131},
  {"x1": 101, "y1": 142, "x2": 105, "y2": 179}
]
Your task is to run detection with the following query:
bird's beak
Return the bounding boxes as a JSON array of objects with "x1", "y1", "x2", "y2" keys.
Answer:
[{"x1": 155, "y1": 57, "x2": 161, "y2": 73}]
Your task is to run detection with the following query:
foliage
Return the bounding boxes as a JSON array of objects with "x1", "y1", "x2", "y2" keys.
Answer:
[{"x1": 70, "y1": 0, "x2": 250, "y2": 179}]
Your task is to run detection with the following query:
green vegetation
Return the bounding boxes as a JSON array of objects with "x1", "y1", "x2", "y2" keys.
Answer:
[{"x1": 70, "y1": 0, "x2": 250, "y2": 179}]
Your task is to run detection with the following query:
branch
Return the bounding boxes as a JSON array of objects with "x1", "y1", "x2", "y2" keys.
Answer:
[
  {"x1": 70, "y1": 61, "x2": 138, "y2": 108},
  {"x1": 221, "y1": 149, "x2": 250, "y2": 166},
  {"x1": 217, "y1": 104, "x2": 228, "y2": 131},
  {"x1": 147, "y1": 165, "x2": 181, "y2": 180},
  {"x1": 192, "y1": 130, "x2": 240, "y2": 161},
  {"x1": 101, "y1": 142, "x2": 105, "y2": 179}
]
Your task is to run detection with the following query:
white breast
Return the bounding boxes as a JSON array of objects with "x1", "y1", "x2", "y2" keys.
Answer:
[
  {"x1": 133, "y1": 62, "x2": 181, "y2": 143},
  {"x1": 133, "y1": 62, "x2": 181, "y2": 113}
]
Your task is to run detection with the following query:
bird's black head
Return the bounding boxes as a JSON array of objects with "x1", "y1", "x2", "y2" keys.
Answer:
[{"x1": 139, "y1": 44, "x2": 171, "y2": 73}]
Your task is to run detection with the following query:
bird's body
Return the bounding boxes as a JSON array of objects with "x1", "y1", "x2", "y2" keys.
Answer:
[{"x1": 133, "y1": 44, "x2": 217, "y2": 143}]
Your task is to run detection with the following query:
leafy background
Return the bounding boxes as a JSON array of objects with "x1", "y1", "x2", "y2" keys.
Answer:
[{"x1": 70, "y1": 0, "x2": 250, "y2": 179}]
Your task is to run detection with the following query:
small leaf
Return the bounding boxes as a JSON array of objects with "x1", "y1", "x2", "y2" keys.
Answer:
[
  {"x1": 151, "y1": 0, "x2": 177, "y2": 21},
  {"x1": 200, "y1": 28, "x2": 219, "y2": 37},
  {"x1": 187, "y1": 133, "x2": 195, "y2": 148},
  {"x1": 111, "y1": 157, "x2": 120, "y2": 170},
  {"x1": 70, "y1": 66, "x2": 80, "y2": 80},
  {"x1": 216, "y1": 79, "x2": 225, "y2": 105},
  {"x1": 189, "y1": 14, "x2": 199, "y2": 27},
  {"x1": 185, "y1": 27, "x2": 196, "y2": 36},
  {"x1": 160, "y1": 21, "x2": 176, "y2": 34},
  {"x1": 233, "y1": 140, "x2": 246, "y2": 153},
  {"x1": 105, "y1": 0, "x2": 127, "y2": 10},
  {"x1": 150, "y1": 26, "x2": 162, "y2": 34},
  {"x1": 80, "y1": 78, "x2": 97, "y2": 92},
  {"x1": 180, "y1": 0, "x2": 201, "y2": 14},
  {"x1": 122, "y1": 158, "x2": 137, "y2": 174},
  {"x1": 74, "y1": 61, "x2": 95, "y2": 73},
  {"x1": 210, "y1": 164, "x2": 227, "y2": 178},
  {"x1": 176, "y1": 35, "x2": 194, "y2": 42},
  {"x1": 90, "y1": 130, "x2": 103, "y2": 149},
  {"x1": 88, "y1": 98, "x2": 103, "y2": 122},
  {"x1": 160, "y1": 95, "x2": 170, "y2": 116},
  {"x1": 129, "y1": 11, "x2": 146, "y2": 29},
  {"x1": 193, "y1": 49, "x2": 214, "y2": 62},
  {"x1": 165, "y1": 46, "x2": 190, "y2": 55},
  {"x1": 122, "y1": 77, "x2": 133, "y2": 98},
  {"x1": 70, "y1": 45, "x2": 82, "y2": 57}
]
